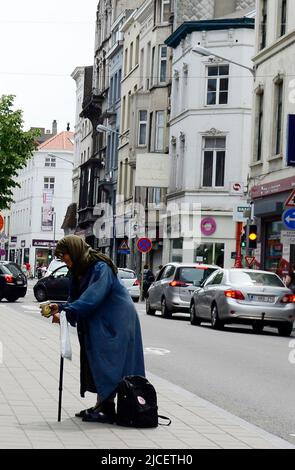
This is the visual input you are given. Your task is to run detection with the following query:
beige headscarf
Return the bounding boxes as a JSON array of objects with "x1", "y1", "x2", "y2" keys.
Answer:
[{"x1": 55, "y1": 235, "x2": 118, "y2": 278}]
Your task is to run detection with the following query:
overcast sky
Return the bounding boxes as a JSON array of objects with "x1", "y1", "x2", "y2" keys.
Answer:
[{"x1": 0, "y1": 0, "x2": 98, "y2": 133}]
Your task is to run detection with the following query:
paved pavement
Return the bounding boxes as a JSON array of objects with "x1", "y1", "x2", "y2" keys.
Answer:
[{"x1": 0, "y1": 299, "x2": 293, "y2": 450}]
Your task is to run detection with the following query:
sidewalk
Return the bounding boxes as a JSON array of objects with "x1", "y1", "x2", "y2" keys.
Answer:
[{"x1": 0, "y1": 302, "x2": 293, "y2": 450}]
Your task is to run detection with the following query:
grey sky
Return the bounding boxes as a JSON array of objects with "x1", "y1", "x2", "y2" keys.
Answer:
[{"x1": 0, "y1": 0, "x2": 98, "y2": 133}]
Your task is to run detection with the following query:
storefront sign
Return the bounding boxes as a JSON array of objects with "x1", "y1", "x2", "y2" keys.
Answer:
[
  {"x1": 281, "y1": 230, "x2": 295, "y2": 245},
  {"x1": 201, "y1": 217, "x2": 216, "y2": 236},
  {"x1": 11, "y1": 236, "x2": 17, "y2": 243},
  {"x1": 32, "y1": 239, "x2": 57, "y2": 247},
  {"x1": 251, "y1": 176, "x2": 295, "y2": 199}
]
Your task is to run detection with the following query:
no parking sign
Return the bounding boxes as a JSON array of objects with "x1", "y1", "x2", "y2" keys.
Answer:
[{"x1": 137, "y1": 237, "x2": 152, "y2": 253}]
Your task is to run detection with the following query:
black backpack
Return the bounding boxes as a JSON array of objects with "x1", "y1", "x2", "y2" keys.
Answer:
[{"x1": 116, "y1": 375, "x2": 171, "y2": 428}]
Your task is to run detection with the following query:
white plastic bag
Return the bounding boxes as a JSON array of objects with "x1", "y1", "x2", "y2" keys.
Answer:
[{"x1": 59, "y1": 310, "x2": 72, "y2": 360}]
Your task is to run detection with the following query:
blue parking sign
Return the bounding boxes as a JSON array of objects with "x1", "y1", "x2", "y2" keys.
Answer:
[{"x1": 283, "y1": 208, "x2": 295, "y2": 230}]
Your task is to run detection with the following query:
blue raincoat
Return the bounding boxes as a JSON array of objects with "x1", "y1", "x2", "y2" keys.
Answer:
[{"x1": 59, "y1": 261, "x2": 145, "y2": 402}]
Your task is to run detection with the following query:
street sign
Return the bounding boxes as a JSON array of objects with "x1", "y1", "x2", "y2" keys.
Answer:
[
  {"x1": 283, "y1": 208, "x2": 295, "y2": 230},
  {"x1": 137, "y1": 237, "x2": 152, "y2": 253},
  {"x1": 233, "y1": 204, "x2": 251, "y2": 222},
  {"x1": 0, "y1": 233, "x2": 8, "y2": 243},
  {"x1": 281, "y1": 230, "x2": 295, "y2": 245},
  {"x1": 0, "y1": 214, "x2": 4, "y2": 232},
  {"x1": 245, "y1": 256, "x2": 256, "y2": 267},
  {"x1": 285, "y1": 189, "x2": 295, "y2": 207},
  {"x1": 118, "y1": 239, "x2": 130, "y2": 255}
]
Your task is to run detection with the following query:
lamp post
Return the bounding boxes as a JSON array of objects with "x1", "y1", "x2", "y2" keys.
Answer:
[{"x1": 192, "y1": 46, "x2": 255, "y2": 269}]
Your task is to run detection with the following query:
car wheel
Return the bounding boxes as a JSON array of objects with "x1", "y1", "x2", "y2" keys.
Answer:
[
  {"x1": 6, "y1": 296, "x2": 19, "y2": 302},
  {"x1": 211, "y1": 304, "x2": 224, "y2": 330},
  {"x1": 34, "y1": 287, "x2": 47, "y2": 302},
  {"x1": 146, "y1": 298, "x2": 156, "y2": 316},
  {"x1": 133, "y1": 297, "x2": 139, "y2": 303},
  {"x1": 161, "y1": 297, "x2": 172, "y2": 319},
  {"x1": 278, "y1": 323, "x2": 293, "y2": 337},
  {"x1": 190, "y1": 302, "x2": 201, "y2": 326},
  {"x1": 252, "y1": 322, "x2": 264, "y2": 334}
]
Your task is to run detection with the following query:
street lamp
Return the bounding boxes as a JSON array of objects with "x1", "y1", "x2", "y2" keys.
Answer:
[
  {"x1": 192, "y1": 46, "x2": 256, "y2": 78},
  {"x1": 96, "y1": 125, "x2": 122, "y2": 136},
  {"x1": 193, "y1": 46, "x2": 255, "y2": 269}
]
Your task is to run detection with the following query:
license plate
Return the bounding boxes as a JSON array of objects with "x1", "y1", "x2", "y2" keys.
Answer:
[
  {"x1": 16, "y1": 280, "x2": 23, "y2": 285},
  {"x1": 249, "y1": 295, "x2": 274, "y2": 303}
]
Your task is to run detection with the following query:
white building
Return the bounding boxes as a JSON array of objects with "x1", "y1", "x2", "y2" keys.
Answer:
[
  {"x1": 5, "y1": 131, "x2": 74, "y2": 273},
  {"x1": 249, "y1": 0, "x2": 295, "y2": 272},
  {"x1": 164, "y1": 15, "x2": 255, "y2": 267}
]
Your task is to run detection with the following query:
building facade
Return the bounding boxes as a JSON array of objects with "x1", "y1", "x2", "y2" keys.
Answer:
[
  {"x1": 249, "y1": 0, "x2": 295, "y2": 273},
  {"x1": 3, "y1": 131, "x2": 74, "y2": 274},
  {"x1": 164, "y1": 16, "x2": 255, "y2": 268}
]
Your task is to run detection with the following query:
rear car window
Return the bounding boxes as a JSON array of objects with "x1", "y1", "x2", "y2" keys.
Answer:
[
  {"x1": 118, "y1": 270, "x2": 136, "y2": 279},
  {"x1": 229, "y1": 271, "x2": 284, "y2": 287},
  {"x1": 2, "y1": 263, "x2": 22, "y2": 276},
  {"x1": 177, "y1": 267, "x2": 217, "y2": 286}
]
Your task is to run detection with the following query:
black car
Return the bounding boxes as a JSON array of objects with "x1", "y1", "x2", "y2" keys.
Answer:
[
  {"x1": 33, "y1": 265, "x2": 71, "y2": 302},
  {"x1": 0, "y1": 261, "x2": 27, "y2": 302}
]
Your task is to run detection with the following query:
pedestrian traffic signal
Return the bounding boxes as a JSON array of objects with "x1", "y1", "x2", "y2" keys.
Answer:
[
  {"x1": 48, "y1": 249, "x2": 53, "y2": 261},
  {"x1": 241, "y1": 229, "x2": 246, "y2": 248},
  {"x1": 248, "y1": 225, "x2": 257, "y2": 249}
]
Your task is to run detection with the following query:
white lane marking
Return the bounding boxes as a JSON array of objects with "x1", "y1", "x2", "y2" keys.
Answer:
[
  {"x1": 144, "y1": 347, "x2": 170, "y2": 356},
  {"x1": 21, "y1": 305, "x2": 40, "y2": 311}
]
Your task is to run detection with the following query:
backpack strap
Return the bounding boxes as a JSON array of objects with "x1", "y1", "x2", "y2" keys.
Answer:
[{"x1": 158, "y1": 414, "x2": 171, "y2": 426}]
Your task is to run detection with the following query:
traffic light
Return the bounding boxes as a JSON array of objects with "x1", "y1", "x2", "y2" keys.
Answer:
[
  {"x1": 48, "y1": 249, "x2": 53, "y2": 261},
  {"x1": 248, "y1": 225, "x2": 257, "y2": 249},
  {"x1": 241, "y1": 228, "x2": 246, "y2": 248}
]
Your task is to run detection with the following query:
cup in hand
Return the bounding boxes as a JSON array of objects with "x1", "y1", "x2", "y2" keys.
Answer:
[{"x1": 40, "y1": 301, "x2": 52, "y2": 318}]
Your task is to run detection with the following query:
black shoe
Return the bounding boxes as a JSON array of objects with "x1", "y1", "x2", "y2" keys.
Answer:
[
  {"x1": 75, "y1": 407, "x2": 95, "y2": 418},
  {"x1": 82, "y1": 402, "x2": 116, "y2": 423}
]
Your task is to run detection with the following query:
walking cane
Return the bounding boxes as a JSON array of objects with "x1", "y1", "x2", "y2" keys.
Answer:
[{"x1": 58, "y1": 355, "x2": 64, "y2": 422}]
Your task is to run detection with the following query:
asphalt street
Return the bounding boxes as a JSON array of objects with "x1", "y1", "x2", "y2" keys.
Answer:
[{"x1": 6, "y1": 280, "x2": 295, "y2": 445}]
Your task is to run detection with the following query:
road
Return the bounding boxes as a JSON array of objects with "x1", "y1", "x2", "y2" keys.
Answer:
[{"x1": 5, "y1": 279, "x2": 295, "y2": 444}]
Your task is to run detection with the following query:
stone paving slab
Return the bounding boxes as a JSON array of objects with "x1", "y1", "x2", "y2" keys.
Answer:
[{"x1": 0, "y1": 302, "x2": 294, "y2": 449}]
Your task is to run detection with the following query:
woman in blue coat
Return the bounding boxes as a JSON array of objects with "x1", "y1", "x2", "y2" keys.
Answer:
[{"x1": 49, "y1": 235, "x2": 145, "y2": 423}]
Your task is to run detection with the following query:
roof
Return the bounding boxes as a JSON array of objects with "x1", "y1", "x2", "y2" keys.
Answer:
[
  {"x1": 38, "y1": 131, "x2": 74, "y2": 151},
  {"x1": 165, "y1": 17, "x2": 255, "y2": 49}
]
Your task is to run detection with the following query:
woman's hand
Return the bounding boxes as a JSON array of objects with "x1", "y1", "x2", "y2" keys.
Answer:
[
  {"x1": 52, "y1": 312, "x2": 60, "y2": 324},
  {"x1": 49, "y1": 303, "x2": 59, "y2": 315}
]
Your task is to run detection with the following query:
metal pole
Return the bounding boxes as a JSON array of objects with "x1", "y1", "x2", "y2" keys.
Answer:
[
  {"x1": 58, "y1": 356, "x2": 64, "y2": 422},
  {"x1": 234, "y1": 222, "x2": 243, "y2": 268},
  {"x1": 53, "y1": 212, "x2": 56, "y2": 245}
]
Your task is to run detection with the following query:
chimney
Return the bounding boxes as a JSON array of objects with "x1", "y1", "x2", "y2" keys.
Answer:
[
  {"x1": 67, "y1": 122, "x2": 70, "y2": 131},
  {"x1": 52, "y1": 120, "x2": 57, "y2": 135}
]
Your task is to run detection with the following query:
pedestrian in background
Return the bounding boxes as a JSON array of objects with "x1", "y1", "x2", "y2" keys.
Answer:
[
  {"x1": 286, "y1": 264, "x2": 295, "y2": 293},
  {"x1": 46, "y1": 235, "x2": 145, "y2": 423},
  {"x1": 142, "y1": 264, "x2": 155, "y2": 299}
]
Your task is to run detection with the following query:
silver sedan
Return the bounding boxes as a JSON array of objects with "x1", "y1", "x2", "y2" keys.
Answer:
[{"x1": 190, "y1": 269, "x2": 295, "y2": 336}]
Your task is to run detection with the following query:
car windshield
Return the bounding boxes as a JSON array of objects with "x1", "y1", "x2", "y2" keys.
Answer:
[
  {"x1": 118, "y1": 270, "x2": 136, "y2": 279},
  {"x1": 178, "y1": 267, "x2": 216, "y2": 286},
  {"x1": 3, "y1": 263, "x2": 22, "y2": 276},
  {"x1": 229, "y1": 271, "x2": 284, "y2": 287}
]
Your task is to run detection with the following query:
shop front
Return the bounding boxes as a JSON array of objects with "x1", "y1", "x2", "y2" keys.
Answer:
[{"x1": 252, "y1": 176, "x2": 295, "y2": 273}]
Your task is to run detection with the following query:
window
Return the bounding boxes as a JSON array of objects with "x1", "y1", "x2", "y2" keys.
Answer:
[
  {"x1": 44, "y1": 177, "x2": 55, "y2": 191},
  {"x1": 161, "y1": 0, "x2": 170, "y2": 22},
  {"x1": 202, "y1": 137, "x2": 226, "y2": 188},
  {"x1": 138, "y1": 110, "x2": 148, "y2": 146},
  {"x1": 109, "y1": 76, "x2": 113, "y2": 105},
  {"x1": 45, "y1": 156, "x2": 56, "y2": 167},
  {"x1": 274, "y1": 80, "x2": 284, "y2": 155},
  {"x1": 159, "y1": 45, "x2": 167, "y2": 83},
  {"x1": 206, "y1": 65, "x2": 229, "y2": 105},
  {"x1": 135, "y1": 35, "x2": 139, "y2": 66},
  {"x1": 124, "y1": 48, "x2": 128, "y2": 76},
  {"x1": 129, "y1": 42, "x2": 133, "y2": 72},
  {"x1": 162, "y1": 265, "x2": 175, "y2": 279},
  {"x1": 117, "y1": 69, "x2": 122, "y2": 99},
  {"x1": 155, "y1": 111, "x2": 165, "y2": 151},
  {"x1": 278, "y1": 0, "x2": 287, "y2": 37},
  {"x1": 195, "y1": 243, "x2": 224, "y2": 267},
  {"x1": 260, "y1": 0, "x2": 268, "y2": 50},
  {"x1": 256, "y1": 91, "x2": 264, "y2": 161}
]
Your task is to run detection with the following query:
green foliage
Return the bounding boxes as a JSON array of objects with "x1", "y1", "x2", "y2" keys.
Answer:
[{"x1": 0, "y1": 95, "x2": 39, "y2": 210}]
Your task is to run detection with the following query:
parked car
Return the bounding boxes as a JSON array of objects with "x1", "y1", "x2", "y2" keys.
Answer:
[
  {"x1": 33, "y1": 265, "x2": 71, "y2": 302},
  {"x1": 190, "y1": 268, "x2": 295, "y2": 336},
  {"x1": 43, "y1": 258, "x2": 66, "y2": 277},
  {"x1": 146, "y1": 263, "x2": 218, "y2": 318},
  {"x1": 0, "y1": 261, "x2": 27, "y2": 302},
  {"x1": 118, "y1": 268, "x2": 140, "y2": 302}
]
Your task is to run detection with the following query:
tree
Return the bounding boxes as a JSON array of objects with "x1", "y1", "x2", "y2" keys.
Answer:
[{"x1": 0, "y1": 95, "x2": 39, "y2": 209}]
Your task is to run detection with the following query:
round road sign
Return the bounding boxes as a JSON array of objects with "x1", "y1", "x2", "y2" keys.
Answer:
[
  {"x1": 0, "y1": 214, "x2": 4, "y2": 232},
  {"x1": 137, "y1": 237, "x2": 152, "y2": 253}
]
